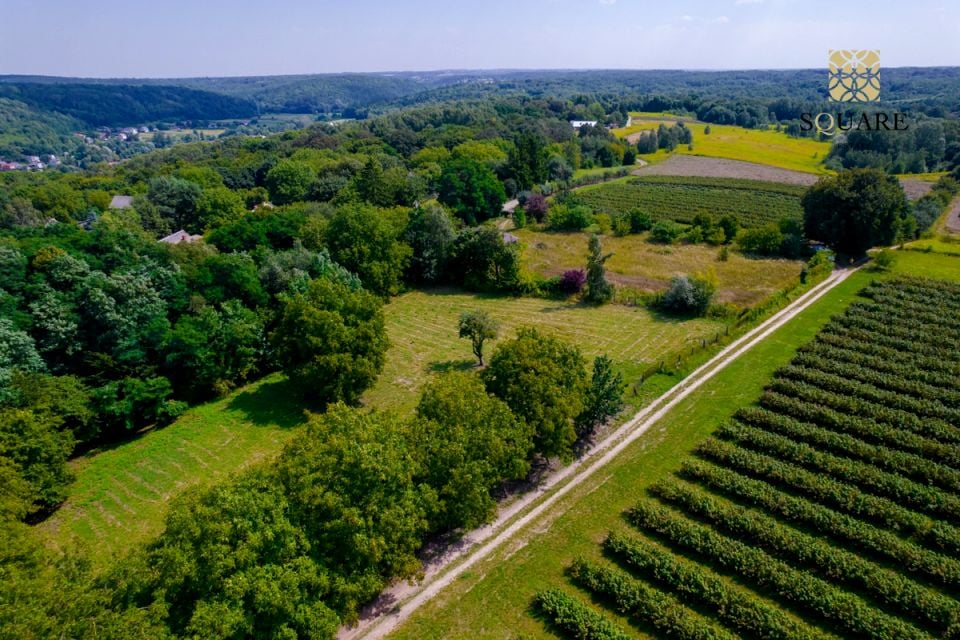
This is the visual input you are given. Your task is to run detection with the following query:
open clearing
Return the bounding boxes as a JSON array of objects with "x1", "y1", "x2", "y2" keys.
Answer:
[
  {"x1": 36, "y1": 375, "x2": 306, "y2": 567},
  {"x1": 358, "y1": 262, "x2": 861, "y2": 640},
  {"x1": 385, "y1": 252, "x2": 953, "y2": 640},
  {"x1": 613, "y1": 113, "x2": 832, "y2": 174},
  {"x1": 362, "y1": 289, "x2": 726, "y2": 413},
  {"x1": 631, "y1": 154, "x2": 933, "y2": 199},
  {"x1": 515, "y1": 228, "x2": 804, "y2": 306}
]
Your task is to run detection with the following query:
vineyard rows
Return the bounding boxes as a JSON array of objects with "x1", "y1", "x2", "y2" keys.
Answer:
[
  {"x1": 536, "y1": 277, "x2": 960, "y2": 640},
  {"x1": 574, "y1": 176, "x2": 804, "y2": 228}
]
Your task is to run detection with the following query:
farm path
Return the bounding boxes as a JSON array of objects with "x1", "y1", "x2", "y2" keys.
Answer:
[
  {"x1": 630, "y1": 154, "x2": 932, "y2": 199},
  {"x1": 944, "y1": 196, "x2": 960, "y2": 233},
  {"x1": 339, "y1": 265, "x2": 857, "y2": 640}
]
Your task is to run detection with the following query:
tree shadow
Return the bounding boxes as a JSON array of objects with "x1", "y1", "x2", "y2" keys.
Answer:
[
  {"x1": 225, "y1": 378, "x2": 308, "y2": 429},
  {"x1": 428, "y1": 358, "x2": 476, "y2": 374}
]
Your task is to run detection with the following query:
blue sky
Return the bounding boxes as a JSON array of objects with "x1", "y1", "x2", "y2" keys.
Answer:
[{"x1": 1, "y1": 0, "x2": 958, "y2": 77}]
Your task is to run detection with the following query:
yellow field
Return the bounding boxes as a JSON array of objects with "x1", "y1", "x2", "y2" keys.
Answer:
[{"x1": 614, "y1": 112, "x2": 832, "y2": 174}]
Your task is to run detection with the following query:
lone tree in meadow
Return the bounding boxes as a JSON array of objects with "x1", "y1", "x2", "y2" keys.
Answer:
[
  {"x1": 802, "y1": 168, "x2": 908, "y2": 257},
  {"x1": 459, "y1": 309, "x2": 500, "y2": 366},
  {"x1": 584, "y1": 234, "x2": 614, "y2": 304}
]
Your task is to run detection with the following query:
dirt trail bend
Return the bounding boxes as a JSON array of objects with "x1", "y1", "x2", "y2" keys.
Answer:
[{"x1": 340, "y1": 266, "x2": 857, "y2": 640}]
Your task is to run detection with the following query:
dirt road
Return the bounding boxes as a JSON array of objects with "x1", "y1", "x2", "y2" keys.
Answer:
[{"x1": 339, "y1": 266, "x2": 857, "y2": 640}]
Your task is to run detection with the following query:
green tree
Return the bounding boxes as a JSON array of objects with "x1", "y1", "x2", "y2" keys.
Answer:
[
  {"x1": 438, "y1": 157, "x2": 506, "y2": 225},
  {"x1": 325, "y1": 204, "x2": 411, "y2": 297},
  {"x1": 575, "y1": 355, "x2": 625, "y2": 440},
  {"x1": 404, "y1": 205, "x2": 456, "y2": 284},
  {"x1": 802, "y1": 168, "x2": 909, "y2": 256},
  {"x1": 0, "y1": 409, "x2": 74, "y2": 514},
  {"x1": 265, "y1": 160, "x2": 317, "y2": 206},
  {"x1": 458, "y1": 309, "x2": 499, "y2": 366},
  {"x1": 140, "y1": 469, "x2": 339, "y2": 640},
  {"x1": 450, "y1": 227, "x2": 521, "y2": 292},
  {"x1": 195, "y1": 186, "x2": 246, "y2": 230},
  {"x1": 415, "y1": 372, "x2": 533, "y2": 529},
  {"x1": 506, "y1": 132, "x2": 548, "y2": 190},
  {"x1": 148, "y1": 176, "x2": 203, "y2": 232},
  {"x1": 482, "y1": 328, "x2": 588, "y2": 460},
  {"x1": 270, "y1": 277, "x2": 388, "y2": 406},
  {"x1": 584, "y1": 234, "x2": 614, "y2": 304},
  {"x1": 278, "y1": 405, "x2": 435, "y2": 596}
]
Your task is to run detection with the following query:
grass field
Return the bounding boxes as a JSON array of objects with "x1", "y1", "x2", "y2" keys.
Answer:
[
  {"x1": 614, "y1": 112, "x2": 832, "y2": 174},
  {"x1": 516, "y1": 228, "x2": 804, "y2": 306},
  {"x1": 362, "y1": 289, "x2": 726, "y2": 414},
  {"x1": 36, "y1": 374, "x2": 307, "y2": 567},
  {"x1": 389, "y1": 252, "x2": 957, "y2": 640}
]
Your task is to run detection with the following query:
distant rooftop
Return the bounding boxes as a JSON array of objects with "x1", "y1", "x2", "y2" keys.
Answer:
[
  {"x1": 159, "y1": 229, "x2": 202, "y2": 245},
  {"x1": 109, "y1": 195, "x2": 134, "y2": 209}
]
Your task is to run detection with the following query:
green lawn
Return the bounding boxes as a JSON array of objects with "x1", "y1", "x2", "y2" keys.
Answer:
[
  {"x1": 36, "y1": 374, "x2": 307, "y2": 567},
  {"x1": 613, "y1": 113, "x2": 832, "y2": 174},
  {"x1": 388, "y1": 251, "x2": 960, "y2": 639},
  {"x1": 362, "y1": 289, "x2": 726, "y2": 414}
]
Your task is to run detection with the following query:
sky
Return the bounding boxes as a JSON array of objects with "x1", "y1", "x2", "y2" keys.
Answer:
[{"x1": 1, "y1": 0, "x2": 958, "y2": 78}]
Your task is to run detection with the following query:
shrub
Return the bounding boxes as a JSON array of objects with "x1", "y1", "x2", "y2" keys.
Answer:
[
  {"x1": 548, "y1": 204, "x2": 594, "y2": 231},
  {"x1": 661, "y1": 271, "x2": 716, "y2": 316},
  {"x1": 871, "y1": 249, "x2": 897, "y2": 271},
  {"x1": 559, "y1": 269, "x2": 587, "y2": 294},
  {"x1": 649, "y1": 220, "x2": 683, "y2": 243},
  {"x1": 629, "y1": 209, "x2": 653, "y2": 233}
]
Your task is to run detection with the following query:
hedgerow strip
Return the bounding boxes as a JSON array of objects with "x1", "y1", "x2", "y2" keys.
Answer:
[
  {"x1": 715, "y1": 422, "x2": 960, "y2": 524},
  {"x1": 568, "y1": 559, "x2": 738, "y2": 640},
  {"x1": 603, "y1": 532, "x2": 832, "y2": 640},
  {"x1": 535, "y1": 588, "x2": 635, "y2": 640},
  {"x1": 694, "y1": 438, "x2": 960, "y2": 557},
  {"x1": 649, "y1": 478, "x2": 960, "y2": 632},
  {"x1": 679, "y1": 458, "x2": 960, "y2": 587},
  {"x1": 626, "y1": 501, "x2": 934, "y2": 640}
]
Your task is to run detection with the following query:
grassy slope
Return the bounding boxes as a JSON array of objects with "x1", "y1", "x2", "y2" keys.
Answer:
[
  {"x1": 362, "y1": 289, "x2": 725, "y2": 414},
  {"x1": 389, "y1": 253, "x2": 957, "y2": 640},
  {"x1": 613, "y1": 112, "x2": 832, "y2": 174},
  {"x1": 36, "y1": 375, "x2": 306, "y2": 566},
  {"x1": 516, "y1": 229, "x2": 803, "y2": 306}
]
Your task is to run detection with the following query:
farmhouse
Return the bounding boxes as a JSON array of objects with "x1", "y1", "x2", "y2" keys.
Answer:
[
  {"x1": 109, "y1": 195, "x2": 134, "y2": 209},
  {"x1": 159, "y1": 229, "x2": 203, "y2": 245}
]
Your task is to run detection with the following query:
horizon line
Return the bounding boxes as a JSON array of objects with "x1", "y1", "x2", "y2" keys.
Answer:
[{"x1": 1, "y1": 64, "x2": 958, "y2": 82}]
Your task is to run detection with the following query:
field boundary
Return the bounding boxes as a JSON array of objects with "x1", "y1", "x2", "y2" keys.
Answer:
[{"x1": 340, "y1": 265, "x2": 857, "y2": 640}]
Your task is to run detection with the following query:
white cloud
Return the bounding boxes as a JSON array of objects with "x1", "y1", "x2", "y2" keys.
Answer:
[
  {"x1": 714, "y1": 15, "x2": 731, "y2": 23},
  {"x1": 598, "y1": 0, "x2": 617, "y2": 4},
  {"x1": 680, "y1": 14, "x2": 695, "y2": 21},
  {"x1": 734, "y1": 0, "x2": 765, "y2": 4}
]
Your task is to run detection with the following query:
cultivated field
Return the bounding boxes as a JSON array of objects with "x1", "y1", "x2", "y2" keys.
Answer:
[
  {"x1": 388, "y1": 260, "x2": 881, "y2": 640},
  {"x1": 545, "y1": 275, "x2": 960, "y2": 640},
  {"x1": 362, "y1": 289, "x2": 726, "y2": 413},
  {"x1": 575, "y1": 175, "x2": 805, "y2": 227},
  {"x1": 36, "y1": 374, "x2": 306, "y2": 567},
  {"x1": 516, "y1": 229, "x2": 804, "y2": 305},
  {"x1": 632, "y1": 154, "x2": 821, "y2": 187},
  {"x1": 613, "y1": 112, "x2": 832, "y2": 174}
]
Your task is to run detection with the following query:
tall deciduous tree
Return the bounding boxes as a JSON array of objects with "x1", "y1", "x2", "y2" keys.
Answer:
[
  {"x1": 415, "y1": 372, "x2": 532, "y2": 529},
  {"x1": 324, "y1": 204, "x2": 412, "y2": 297},
  {"x1": 270, "y1": 277, "x2": 388, "y2": 407},
  {"x1": 482, "y1": 328, "x2": 588, "y2": 461},
  {"x1": 438, "y1": 157, "x2": 506, "y2": 225},
  {"x1": 575, "y1": 355, "x2": 625, "y2": 439},
  {"x1": 458, "y1": 309, "x2": 499, "y2": 366},
  {"x1": 802, "y1": 168, "x2": 909, "y2": 256},
  {"x1": 265, "y1": 160, "x2": 317, "y2": 206}
]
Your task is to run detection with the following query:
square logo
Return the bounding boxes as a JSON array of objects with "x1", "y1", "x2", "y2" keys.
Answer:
[{"x1": 828, "y1": 50, "x2": 880, "y2": 102}]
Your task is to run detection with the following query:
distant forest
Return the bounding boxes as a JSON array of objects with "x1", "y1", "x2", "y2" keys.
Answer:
[{"x1": 0, "y1": 67, "x2": 957, "y2": 164}]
